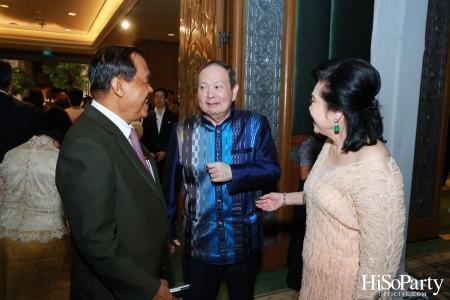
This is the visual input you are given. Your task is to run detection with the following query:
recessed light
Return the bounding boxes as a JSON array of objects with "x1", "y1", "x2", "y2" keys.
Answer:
[
  {"x1": 35, "y1": 11, "x2": 42, "y2": 14},
  {"x1": 9, "y1": 22, "x2": 17, "y2": 25},
  {"x1": 122, "y1": 20, "x2": 129, "y2": 29},
  {"x1": 65, "y1": 29, "x2": 71, "y2": 31},
  {"x1": 68, "y1": 12, "x2": 76, "y2": 16},
  {"x1": 0, "y1": 4, "x2": 9, "y2": 8},
  {"x1": 168, "y1": 33, "x2": 175, "y2": 36}
]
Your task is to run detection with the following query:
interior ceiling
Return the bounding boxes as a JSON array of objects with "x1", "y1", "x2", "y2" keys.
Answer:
[{"x1": 0, "y1": 0, "x2": 180, "y2": 55}]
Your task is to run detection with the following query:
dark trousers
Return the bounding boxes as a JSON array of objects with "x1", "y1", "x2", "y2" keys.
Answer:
[{"x1": 181, "y1": 255, "x2": 258, "y2": 300}]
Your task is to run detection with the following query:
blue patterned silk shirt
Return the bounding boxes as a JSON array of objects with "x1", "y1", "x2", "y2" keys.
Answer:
[{"x1": 163, "y1": 108, "x2": 281, "y2": 265}]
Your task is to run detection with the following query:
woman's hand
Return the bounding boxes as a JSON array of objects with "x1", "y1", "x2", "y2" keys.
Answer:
[{"x1": 256, "y1": 192, "x2": 284, "y2": 211}]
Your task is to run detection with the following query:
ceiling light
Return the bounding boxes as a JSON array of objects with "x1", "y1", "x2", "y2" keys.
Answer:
[
  {"x1": 35, "y1": 11, "x2": 41, "y2": 14},
  {"x1": 65, "y1": 29, "x2": 71, "y2": 31},
  {"x1": 68, "y1": 12, "x2": 76, "y2": 16},
  {"x1": 122, "y1": 20, "x2": 129, "y2": 29},
  {"x1": 0, "y1": 4, "x2": 9, "y2": 8},
  {"x1": 168, "y1": 33, "x2": 175, "y2": 36},
  {"x1": 9, "y1": 22, "x2": 17, "y2": 25}
]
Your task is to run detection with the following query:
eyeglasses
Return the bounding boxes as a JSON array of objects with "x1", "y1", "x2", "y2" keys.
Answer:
[{"x1": 154, "y1": 95, "x2": 165, "y2": 99}]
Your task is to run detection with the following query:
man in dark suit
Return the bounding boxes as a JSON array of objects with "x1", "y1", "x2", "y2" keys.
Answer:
[
  {"x1": 0, "y1": 60, "x2": 34, "y2": 163},
  {"x1": 141, "y1": 88, "x2": 178, "y2": 180},
  {"x1": 55, "y1": 46, "x2": 177, "y2": 300}
]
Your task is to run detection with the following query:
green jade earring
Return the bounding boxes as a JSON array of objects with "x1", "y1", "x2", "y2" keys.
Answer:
[{"x1": 334, "y1": 116, "x2": 340, "y2": 133}]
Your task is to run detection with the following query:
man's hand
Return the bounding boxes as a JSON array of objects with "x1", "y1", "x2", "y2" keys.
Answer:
[
  {"x1": 152, "y1": 279, "x2": 179, "y2": 300},
  {"x1": 156, "y1": 151, "x2": 166, "y2": 162},
  {"x1": 169, "y1": 239, "x2": 180, "y2": 254},
  {"x1": 206, "y1": 162, "x2": 232, "y2": 182}
]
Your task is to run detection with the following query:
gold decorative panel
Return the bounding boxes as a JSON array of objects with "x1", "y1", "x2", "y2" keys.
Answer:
[{"x1": 179, "y1": 0, "x2": 219, "y2": 119}]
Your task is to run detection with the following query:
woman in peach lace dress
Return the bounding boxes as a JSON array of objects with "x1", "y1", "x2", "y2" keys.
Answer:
[{"x1": 257, "y1": 58, "x2": 405, "y2": 300}]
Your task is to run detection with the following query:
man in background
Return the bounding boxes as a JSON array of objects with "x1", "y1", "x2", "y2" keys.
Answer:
[
  {"x1": 141, "y1": 87, "x2": 178, "y2": 180},
  {"x1": 56, "y1": 45, "x2": 177, "y2": 300},
  {"x1": 0, "y1": 60, "x2": 34, "y2": 163},
  {"x1": 166, "y1": 89, "x2": 179, "y2": 118}
]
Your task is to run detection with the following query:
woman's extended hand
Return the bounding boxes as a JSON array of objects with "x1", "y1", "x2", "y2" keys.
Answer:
[{"x1": 256, "y1": 192, "x2": 284, "y2": 211}]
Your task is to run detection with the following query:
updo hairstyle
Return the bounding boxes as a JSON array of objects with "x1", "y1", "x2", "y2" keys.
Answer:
[{"x1": 311, "y1": 57, "x2": 386, "y2": 152}]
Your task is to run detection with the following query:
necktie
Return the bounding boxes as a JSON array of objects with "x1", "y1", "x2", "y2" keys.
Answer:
[{"x1": 129, "y1": 127, "x2": 154, "y2": 180}]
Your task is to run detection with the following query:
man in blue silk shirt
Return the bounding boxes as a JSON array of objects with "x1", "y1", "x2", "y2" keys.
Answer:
[{"x1": 163, "y1": 60, "x2": 281, "y2": 300}]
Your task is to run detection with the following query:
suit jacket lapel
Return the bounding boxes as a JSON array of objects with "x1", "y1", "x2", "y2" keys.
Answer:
[
  {"x1": 161, "y1": 111, "x2": 171, "y2": 136},
  {"x1": 84, "y1": 106, "x2": 166, "y2": 206}
]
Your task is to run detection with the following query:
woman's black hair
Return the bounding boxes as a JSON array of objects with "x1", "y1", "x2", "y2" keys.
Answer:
[
  {"x1": 68, "y1": 87, "x2": 84, "y2": 106},
  {"x1": 28, "y1": 87, "x2": 45, "y2": 110},
  {"x1": 35, "y1": 106, "x2": 72, "y2": 144},
  {"x1": 311, "y1": 57, "x2": 386, "y2": 152}
]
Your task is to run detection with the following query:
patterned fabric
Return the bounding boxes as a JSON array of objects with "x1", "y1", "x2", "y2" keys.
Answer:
[
  {"x1": 164, "y1": 108, "x2": 281, "y2": 265},
  {"x1": 300, "y1": 141, "x2": 405, "y2": 300},
  {"x1": 0, "y1": 135, "x2": 67, "y2": 243},
  {"x1": 298, "y1": 136, "x2": 325, "y2": 166},
  {"x1": 0, "y1": 235, "x2": 71, "y2": 300},
  {"x1": 129, "y1": 127, "x2": 154, "y2": 180}
]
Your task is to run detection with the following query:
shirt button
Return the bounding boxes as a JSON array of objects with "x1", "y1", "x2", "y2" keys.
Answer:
[
  {"x1": 217, "y1": 152, "x2": 220, "y2": 156},
  {"x1": 218, "y1": 221, "x2": 222, "y2": 225},
  {"x1": 217, "y1": 200, "x2": 221, "y2": 203}
]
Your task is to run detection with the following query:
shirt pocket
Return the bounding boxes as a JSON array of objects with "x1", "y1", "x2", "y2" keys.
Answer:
[{"x1": 231, "y1": 147, "x2": 253, "y2": 163}]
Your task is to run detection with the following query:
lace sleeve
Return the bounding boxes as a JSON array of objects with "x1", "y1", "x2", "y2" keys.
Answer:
[
  {"x1": 352, "y1": 158, "x2": 406, "y2": 300},
  {"x1": 0, "y1": 171, "x2": 4, "y2": 206},
  {"x1": 299, "y1": 136, "x2": 324, "y2": 166}
]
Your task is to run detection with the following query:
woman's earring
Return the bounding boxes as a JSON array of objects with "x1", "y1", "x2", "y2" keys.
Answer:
[{"x1": 334, "y1": 116, "x2": 340, "y2": 133}]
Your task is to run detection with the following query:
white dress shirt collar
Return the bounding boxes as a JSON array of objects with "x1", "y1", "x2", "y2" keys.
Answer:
[{"x1": 91, "y1": 100, "x2": 133, "y2": 139}]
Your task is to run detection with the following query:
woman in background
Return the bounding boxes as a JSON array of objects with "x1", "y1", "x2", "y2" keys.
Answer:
[
  {"x1": 0, "y1": 106, "x2": 72, "y2": 299},
  {"x1": 257, "y1": 58, "x2": 405, "y2": 299},
  {"x1": 65, "y1": 87, "x2": 84, "y2": 123},
  {"x1": 28, "y1": 87, "x2": 45, "y2": 111},
  {"x1": 286, "y1": 133, "x2": 325, "y2": 292}
]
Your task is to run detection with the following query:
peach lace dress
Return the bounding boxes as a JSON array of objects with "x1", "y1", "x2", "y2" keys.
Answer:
[{"x1": 300, "y1": 141, "x2": 405, "y2": 300}]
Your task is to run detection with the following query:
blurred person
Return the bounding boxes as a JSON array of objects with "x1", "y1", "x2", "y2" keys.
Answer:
[
  {"x1": 81, "y1": 95, "x2": 92, "y2": 108},
  {"x1": 286, "y1": 133, "x2": 325, "y2": 292},
  {"x1": 65, "y1": 87, "x2": 84, "y2": 123},
  {"x1": 55, "y1": 45, "x2": 177, "y2": 300},
  {"x1": 163, "y1": 60, "x2": 281, "y2": 300},
  {"x1": 44, "y1": 88, "x2": 56, "y2": 103},
  {"x1": 54, "y1": 92, "x2": 71, "y2": 109},
  {"x1": 166, "y1": 89, "x2": 179, "y2": 118},
  {"x1": 141, "y1": 87, "x2": 178, "y2": 180},
  {"x1": 0, "y1": 60, "x2": 34, "y2": 163},
  {"x1": 256, "y1": 58, "x2": 405, "y2": 299},
  {"x1": 28, "y1": 87, "x2": 45, "y2": 111},
  {"x1": 0, "y1": 106, "x2": 72, "y2": 299}
]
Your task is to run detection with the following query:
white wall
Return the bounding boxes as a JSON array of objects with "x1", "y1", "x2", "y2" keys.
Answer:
[{"x1": 371, "y1": 0, "x2": 428, "y2": 275}]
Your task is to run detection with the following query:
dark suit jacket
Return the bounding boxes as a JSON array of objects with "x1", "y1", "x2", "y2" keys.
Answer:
[
  {"x1": 56, "y1": 104, "x2": 170, "y2": 299},
  {"x1": 141, "y1": 109, "x2": 178, "y2": 155},
  {"x1": 0, "y1": 92, "x2": 34, "y2": 162},
  {"x1": 141, "y1": 109, "x2": 178, "y2": 177}
]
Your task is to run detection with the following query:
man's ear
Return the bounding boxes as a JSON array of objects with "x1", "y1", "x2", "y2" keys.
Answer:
[
  {"x1": 8, "y1": 77, "x2": 14, "y2": 91},
  {"x1": 232, "y1": 84, "x2": 239, "y2": 101},
  {"x1": 110, "y1": 77, "x2": 124, "y2": 97}
]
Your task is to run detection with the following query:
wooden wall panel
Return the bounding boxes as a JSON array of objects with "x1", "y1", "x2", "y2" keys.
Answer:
[{"x1": 135, "y1": 40, "x2": 179, "y2": 105}]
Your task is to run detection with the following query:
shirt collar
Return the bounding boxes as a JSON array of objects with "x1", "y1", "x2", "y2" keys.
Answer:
[
  {"x1": 155, "y1": 107, "x2": 166, "y2": 117},
  {"x1": 201, "y1": 106, "x2": 235, "y2": 126},
  {"x1": 0, "y1": 90, "x2": 9, "y2": 96},
  {"x1": 91, "y1": 100, "x2": 133, "y2": 139}
]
